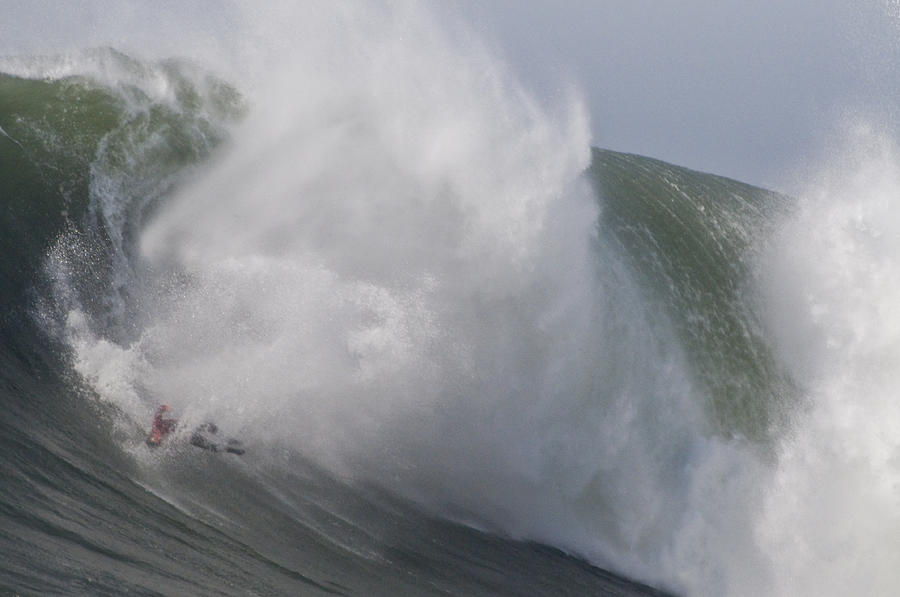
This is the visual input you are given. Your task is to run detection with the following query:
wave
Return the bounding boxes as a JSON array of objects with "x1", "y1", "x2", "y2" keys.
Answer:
[
  {"x1": 3, "y1": 4, "x2": 900, "y2": 597},
  {"x1": 0, "y1": 35, "x2": 671, "y2": 597}
]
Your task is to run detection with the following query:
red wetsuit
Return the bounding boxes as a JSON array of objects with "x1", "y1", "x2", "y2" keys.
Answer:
[{"x1": 148, "y1": 406, "x2": 177, "y2": 446}]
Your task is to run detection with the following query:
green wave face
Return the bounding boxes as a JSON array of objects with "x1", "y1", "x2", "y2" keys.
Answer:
[
  {"x1": 591, "y1": 148, "x2": 795, "y2": 442},
  {"x1": 0, "y1": 49, "x2": 243, "y2": 329},
  {"x1": 0, "y1": 72, "x2": 114, "y2": 308}
]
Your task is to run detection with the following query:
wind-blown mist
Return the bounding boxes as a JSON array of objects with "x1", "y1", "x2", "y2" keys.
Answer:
[
  {"x1": 54, "y1": 3, "x2": 706, "y2": 590},
  {"x1": 756, "y1": 126, "x2": 900, "y2": 596}
]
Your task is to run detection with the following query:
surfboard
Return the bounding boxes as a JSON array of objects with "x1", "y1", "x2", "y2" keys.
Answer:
[{"x1": 189, "y1": 423, "x2": 245, "y2": 455}]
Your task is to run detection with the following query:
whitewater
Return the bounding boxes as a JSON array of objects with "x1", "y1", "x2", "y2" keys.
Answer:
[{"x1": 2, "y1": 2, "x2": 900, "y2": 596}]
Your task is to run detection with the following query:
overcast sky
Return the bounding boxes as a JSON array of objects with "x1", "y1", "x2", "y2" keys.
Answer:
[
  {"x1": 5, "y1": 1, "x2": 900, "y2": 192},
  {"x1": 450, "y1": 1, "x2": 900, "y2": 191}
]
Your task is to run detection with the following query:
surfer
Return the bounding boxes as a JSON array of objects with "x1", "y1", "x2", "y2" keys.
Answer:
[
  {"x1": 146, "y1": 405, "x2": 244, "y2": 455},
  {"x1": 147, "y1": 404, "x2": 177, "y2": 446}
]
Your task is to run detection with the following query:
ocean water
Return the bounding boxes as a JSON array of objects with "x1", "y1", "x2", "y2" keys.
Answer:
[{"x1": 3, "y1": 3, "x2": 900, "y2": 596}]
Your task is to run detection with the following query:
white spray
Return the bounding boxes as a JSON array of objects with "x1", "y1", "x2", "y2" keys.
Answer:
[
  {"x1": 754, "y1": 124, "x2": 900, "y2": 596},
  {"x1": 44, "y1": 2, "x2": 714, "y2": 591},
  {"x1": 30, "y1": 3, "x2": 894, "y2": 596}
]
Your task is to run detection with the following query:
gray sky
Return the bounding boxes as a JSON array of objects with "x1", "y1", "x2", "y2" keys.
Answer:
[{"x1": 450, "y1": 1, "x2": 900, "y2": 191}]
